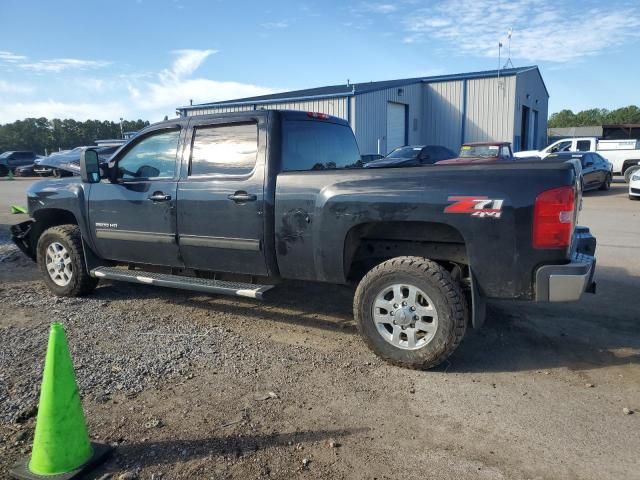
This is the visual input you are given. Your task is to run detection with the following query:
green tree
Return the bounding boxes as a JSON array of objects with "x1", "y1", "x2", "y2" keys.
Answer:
[
  {"x1": 0, "y1": 118, "x2": 150, "y2": 155},
  {"x1": 549, "y1": 105, "x2": 640, "y2": 128}
]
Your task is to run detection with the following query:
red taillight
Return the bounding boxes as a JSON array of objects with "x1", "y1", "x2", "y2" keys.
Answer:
[
  {"x1": 307, "y1": 112, "x2": 329, "y2": 120},
  {"x1": 533, "y1": 186, "x2": 575, "y2": 249}
]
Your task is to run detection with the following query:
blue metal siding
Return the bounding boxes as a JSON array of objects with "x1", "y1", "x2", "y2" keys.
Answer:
[
  {"x1": 514, "y1": 69, "x2": 549, "y2": 151},
  {"x1": 422, "y1": 80, "x2": 464, "y2": 152},
  {"x1": 354, "y1": 82, "x2": 423, "y2": 154},
  {"x1": 463, "y1": 75, "x2": 516, "y2": 144}
]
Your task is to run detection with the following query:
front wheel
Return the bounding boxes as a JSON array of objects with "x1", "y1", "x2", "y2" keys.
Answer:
[
  {"x1": 354, "y1": 256, "x2": 467, "y2": 370},
  {"x1": 37, "y1": 225, "x2": 99, "y2": 296},
  {"x1": 624, "y1": 166, "x2": 640, "y2": 184}
]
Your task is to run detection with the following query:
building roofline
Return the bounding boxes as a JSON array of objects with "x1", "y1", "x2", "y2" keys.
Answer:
[
  {"x1": 179, "y1": 66, "x2": 542, "y2": 111},
  {"x1": 183, "y1": 91, "x2": 355, "y2": 110},
  {"x1": 515, "y1": 66, "x2": 549, "y2": 98}
]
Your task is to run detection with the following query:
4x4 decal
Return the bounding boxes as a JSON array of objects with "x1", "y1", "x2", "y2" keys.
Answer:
[{"x1": 444, "y1": 196, "x2": 504, "y2": 218}]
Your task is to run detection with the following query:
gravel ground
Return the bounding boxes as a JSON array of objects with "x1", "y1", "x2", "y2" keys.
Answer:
[{"x1": 0, "y1": 178, "x2": 639, "y2": 480}]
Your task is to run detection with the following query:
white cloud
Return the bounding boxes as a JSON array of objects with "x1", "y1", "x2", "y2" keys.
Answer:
[
  {"x1": 20, "y1": 58, "x2": 111, "y2": 73},
  {"x1": 0, "y1": 80, "x2": 33, "y2": 94},
  {"x1": 131, "y1": 49, "x2": 274, "y2": 115},
  {"x1": 404, "y1": 0, "x2": 640, "y2": 62},
  {"x1": 261, "y1": 21, "x2": 289, "y2": 29},
  {"x1": 0, "y1": 51, "x2": 27, "y2": 63},
  {"x1": 0, "y1": 100, "x2": 126, "y2": 122},
  {"x1": 0, "y1": 49, "x2": 276, "y2": 123},
  {"x1": 361, "y1": 3, "x2": 397, "y2": 14}
]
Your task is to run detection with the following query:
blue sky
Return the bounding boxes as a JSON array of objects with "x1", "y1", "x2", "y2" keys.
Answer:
[{"x1": 1, "y1": 0, "x2": 639, "y2": 123}]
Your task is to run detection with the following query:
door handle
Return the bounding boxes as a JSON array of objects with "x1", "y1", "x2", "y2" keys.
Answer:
[
  {"x1": 228, "y1": 192, "x2": 257, "y2": 203},
  {"x1": 148, "y1": 192, "x2": 172, "y2": 202}
]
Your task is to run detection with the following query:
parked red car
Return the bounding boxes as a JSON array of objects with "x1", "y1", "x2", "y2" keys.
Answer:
[{"x1": 436, "y1": 142, "x2": 518, "y2": 165}]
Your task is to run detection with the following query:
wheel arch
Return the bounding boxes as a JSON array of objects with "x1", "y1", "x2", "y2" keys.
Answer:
[{"x1": 343, "y1": 221, "x2": 468, "y2": 282}]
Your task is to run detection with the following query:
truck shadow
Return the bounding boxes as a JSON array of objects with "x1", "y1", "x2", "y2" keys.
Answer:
[
  {"x1": 90, "y1": 263, "x2": 640, "y2": 374},
  {"x1": 93, "y1": 279, "x2": 359, "y2": 335},
  {"x1": 96, "y1": 427, "x2": 366, "y2": 472},
  {"x1": 446, "y1": 264, "x2": 640, "y2": 373}
]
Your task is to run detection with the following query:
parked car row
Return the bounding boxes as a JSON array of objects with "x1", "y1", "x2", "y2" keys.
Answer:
[
  {"x1": 0, "y1": 151, "x2": 40, "y2": 176},
  {"x1": 360, "y1": 139, "x2": 617, "y2": 196},
  {"x1": 2, "y1": 145, "x2": 122, "y2": 178}
]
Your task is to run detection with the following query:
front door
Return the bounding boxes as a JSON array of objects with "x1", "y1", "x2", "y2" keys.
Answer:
[
  {"x1": 88, "y1": 127, "x2": 184, "y2": 266},
  {"x1": 177, "y1": 116, "x2": 268, "y2": 275},
  {"x1": 581, "y1": 154, "x2": 599, "y2": 190}
]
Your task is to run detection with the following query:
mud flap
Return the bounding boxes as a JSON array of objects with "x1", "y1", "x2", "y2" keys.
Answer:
[
  {"x1": 10, "y1": 220, "x2": 36, "y2": 261},
  {"x1": 470, "y1": 269, "x2": 486, "y2": 329}
]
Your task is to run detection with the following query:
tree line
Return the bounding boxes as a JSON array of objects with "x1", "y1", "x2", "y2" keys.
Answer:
[
  {"x1": 548, "y1": 105, "x2": 640, "y2": 128},
  {"x1": 0, "y1": 118, "x2": 150, "y2": 155}
]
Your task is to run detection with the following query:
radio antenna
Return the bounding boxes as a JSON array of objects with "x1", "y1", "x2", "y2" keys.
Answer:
[{"x1": 503, "y1": 28, "x2": 514, "y2": 69}]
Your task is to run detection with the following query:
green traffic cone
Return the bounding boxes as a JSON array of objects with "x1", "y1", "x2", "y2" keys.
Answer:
[
  {"x1": 11, "y1": 205, "x2": 28, "y2": 214},
  {"x1": 10, "y1": 323, "x2": 111, "y2": 480}
]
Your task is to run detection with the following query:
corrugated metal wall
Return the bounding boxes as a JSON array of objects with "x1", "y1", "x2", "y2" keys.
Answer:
[
  {"x1": 514, "y1": 69, "x2": 549, "y2": 151},
  {"x1": 463, "y1": 75, "x2": 516, "y2": 145},
  {"x1": 185, "y1": 98, "x2": 348, "y2": 120},
  {"x1": 180, "y1": 70, "x2": 549, "y2": 156},
  {"x1": 353, "y1": 83, "x2": 423, "y2": 154},
  {"x1": 422, "y1": 81, "x2": 464, "y2": 152}
]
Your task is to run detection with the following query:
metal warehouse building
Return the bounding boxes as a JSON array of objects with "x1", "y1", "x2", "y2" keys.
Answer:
[{"x1": 177, "y1": 66, "x2": 548, "y2": 155}]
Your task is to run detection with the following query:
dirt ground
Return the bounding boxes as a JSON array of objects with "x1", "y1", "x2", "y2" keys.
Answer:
[{"x1": 0, "y1": 177, "x2": 639, "y2": 480}]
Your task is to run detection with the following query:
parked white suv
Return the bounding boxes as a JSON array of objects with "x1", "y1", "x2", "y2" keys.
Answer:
[{"x1": 516, "y1": 137, "x2": 640, "y2": 180}]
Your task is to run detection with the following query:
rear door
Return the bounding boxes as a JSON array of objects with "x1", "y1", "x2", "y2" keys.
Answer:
[
  {"x1": 88, "y1": 125, "x2": 185, "y2": 266},
  {"x1": 176, "y1": 115, "x2": 268, "y2": 276}
]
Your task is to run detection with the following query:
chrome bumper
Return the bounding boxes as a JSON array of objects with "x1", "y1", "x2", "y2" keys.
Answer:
[{"x1": 535, "y1": 227, "x2": 597, "y2": 302}]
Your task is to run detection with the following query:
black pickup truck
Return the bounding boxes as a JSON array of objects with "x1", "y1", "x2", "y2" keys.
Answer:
[{"x1": 11, "y1": 110, "x2": 597, "y2": 369}]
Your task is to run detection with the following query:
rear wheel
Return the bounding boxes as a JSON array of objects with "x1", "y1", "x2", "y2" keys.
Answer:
[
  {"x1": 599, "y1": 173, "x2": 611, "y2": 191},
  {"x1": 354, "y1": 256, "x2": 467, "y2": 370},
  {"x1": 37, "y1": 225, "x2": 98, "y2": 296}
]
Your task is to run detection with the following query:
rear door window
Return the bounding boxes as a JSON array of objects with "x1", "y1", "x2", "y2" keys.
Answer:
[
  {"x1": 576, "y1": 140, "x2": 591, "y2": 151},
  {"x1": 189, "y1": 122, "x2": 258, "y2": 176},
  {"x1": 282, "y1": 120, "x2": 361, "y2": 171}
]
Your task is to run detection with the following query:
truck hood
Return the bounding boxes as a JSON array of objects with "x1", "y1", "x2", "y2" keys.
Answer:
[
  {"x1": 514, "y1": 149, "x2": 541, "y2": 158},
  {"x1": 435, "y1": 156, "x2": 498, "y2": 165}
]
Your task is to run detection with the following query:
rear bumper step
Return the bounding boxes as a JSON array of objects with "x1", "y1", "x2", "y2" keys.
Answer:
[{"x1": 91, "y1": 267, "x2": 274, "y2": 299}]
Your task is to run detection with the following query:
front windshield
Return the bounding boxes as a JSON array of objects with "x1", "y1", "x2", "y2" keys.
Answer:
[
  {"x1": 386, "y1": 146, "x2": 422, "y2": 159},
  {"x1": 0, "y1": 152, "x2": 10, "y2": 158},
  {"x1": 459, "y1": 145, "x2": 500, "y2": 158}
]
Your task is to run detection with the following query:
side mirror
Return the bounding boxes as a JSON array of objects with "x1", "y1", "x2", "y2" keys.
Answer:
[{"x1": 80, "y1": 149, "x2": 101, "y2": 183}]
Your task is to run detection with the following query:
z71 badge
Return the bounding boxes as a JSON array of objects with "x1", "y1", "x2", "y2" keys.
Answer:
[{"x1": 444, "y1": 196, "x2": 504, "y2": 218}]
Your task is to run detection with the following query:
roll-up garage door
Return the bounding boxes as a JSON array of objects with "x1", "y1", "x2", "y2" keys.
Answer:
[{"x1": 386, "y1": 102, "x2": 407, "y2": 153}]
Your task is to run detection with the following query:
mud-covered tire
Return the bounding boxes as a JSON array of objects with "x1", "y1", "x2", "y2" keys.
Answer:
[
  {"x1": 37, "y1": 225, "x2": 98, "y2": 296},
  {"x1": 354, "y1": 256, "x2": 467, "y2": 370}
]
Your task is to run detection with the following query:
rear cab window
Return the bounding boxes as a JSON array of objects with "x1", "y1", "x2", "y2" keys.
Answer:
[{"x1": 282, "y1": 120, "x2": 361, "y2": 171}]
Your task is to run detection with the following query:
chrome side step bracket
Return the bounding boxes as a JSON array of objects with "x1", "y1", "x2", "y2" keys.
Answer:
[{"x1": 91, "y1": 267, "x2": 274, "y2": 299}]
